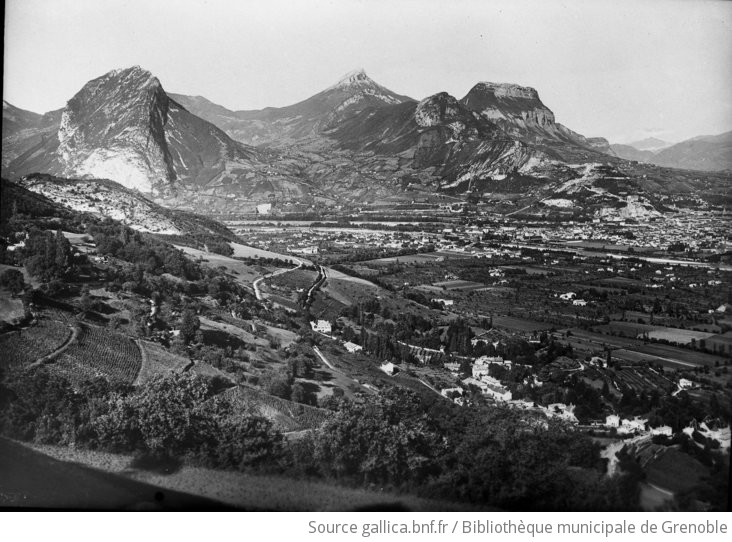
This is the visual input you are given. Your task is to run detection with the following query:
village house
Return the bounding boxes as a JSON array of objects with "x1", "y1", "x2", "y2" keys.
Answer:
[
  {"x1": 380, "y1": 362, "x2": 397, "y2": 376},
  {"x1": 605, "y1": 414, "x2": 620, "y2": 428},
  {"x1": 310, "y1": 320, "x2": 332, "y2": 334},
  {"x1": 617, "y1": 417, "x2": 648, "y2": 435},
  {"x1": 343, "y1": 341, "x2": 362, "y2": 353}
]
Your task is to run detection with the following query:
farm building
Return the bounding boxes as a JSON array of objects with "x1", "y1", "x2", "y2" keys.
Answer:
[
  {"x1": 256, "y1": 203, "x2": 272, "y2": 215},
  {"x1": 605, "y1": 414, "x2": 620, "y2": 427}
]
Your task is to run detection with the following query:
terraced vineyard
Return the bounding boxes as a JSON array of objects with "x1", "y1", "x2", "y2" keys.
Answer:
[
  {"x1": 52, "y1": 324, "x2": 142, "y2": 385},
  {"x1": 134, "y1": 340, "x2": 191, "y2": 385},
  {"x1": 0, "y1": 319, "x2": 72, "y2": 369},
  {"x1": 221, "y1": 385, "x2": 332, "y2": 432}
]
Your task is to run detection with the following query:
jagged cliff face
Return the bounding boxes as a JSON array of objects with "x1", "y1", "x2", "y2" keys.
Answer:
[
  {"x1": 460, "y1": 82, "x2": 612, "y2": 155},
  {"x1": 56, "y1": 67, "x2": 177, "y2": 193},
  {"x1": 461, "y1": 83, "x2": 555, "y2": 137}
]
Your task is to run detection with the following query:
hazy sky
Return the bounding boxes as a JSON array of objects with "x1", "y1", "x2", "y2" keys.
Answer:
[{"x1": 4, "y1": 0, "x2": 731, "y2": 143}]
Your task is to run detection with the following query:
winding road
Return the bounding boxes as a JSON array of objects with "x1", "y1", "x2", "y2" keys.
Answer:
[{"x1": 253, "y1": 258, "x2": 304, "y2": 301}]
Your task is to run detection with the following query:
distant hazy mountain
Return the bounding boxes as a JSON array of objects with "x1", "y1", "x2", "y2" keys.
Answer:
[
  {"x1": 2, "y1": 101, "x2": 41, "y2": 139},
  {"x1": 625, "y1": 137, "x2": 673, "y2": 151},
  {"x1": 611, "y1": 131, "x2": 732, "y2": 171}
]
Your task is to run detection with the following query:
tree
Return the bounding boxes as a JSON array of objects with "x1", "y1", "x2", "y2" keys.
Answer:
[
  {"x1": 291, "y1": 382, "x2": 316, "y2": 406},
  {"x1": 179, "y1": 309, "x2": 200, "y2": 344},
  {"x1": 0, "y1": 268, "x2": 25, "y2": 294}
]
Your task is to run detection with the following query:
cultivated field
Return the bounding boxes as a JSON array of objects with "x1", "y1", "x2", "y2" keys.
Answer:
[
  {"x1": 134, "y1": 340, "x2": 191, "y2": 385},
  {"x1": 645, "y1": 328, "x2": 715, "y2": 345},
  {"x1": 52, "y1": 324, "x2": 142, "y2": 385},
  {"x1": 432, "y1": 280, "x2": 486, "y2": 291},
  {"x1": 0, "y1": 319, "x2": 72, "y2": 368},
  {"x1": 221, "y1": 385, "x2": 331, "y2": 432}
]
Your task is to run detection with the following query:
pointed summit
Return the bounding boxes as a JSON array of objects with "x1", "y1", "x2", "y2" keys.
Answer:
[{"x1": 328, "y1": 68, "x2": 373, "y2": 90}]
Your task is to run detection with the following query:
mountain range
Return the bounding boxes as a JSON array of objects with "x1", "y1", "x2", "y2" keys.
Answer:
[
  {"x1": 611, "y1": 132, "x2": 732, "y2": 172},
  {"x1": 2, "y1": 66, "x2": 730, "y2": 216}
]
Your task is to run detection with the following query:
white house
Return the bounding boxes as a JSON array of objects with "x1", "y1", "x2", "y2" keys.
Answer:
[
  {"x1": 310, "y1": 320, "x2": 332, "y2": 334},
  {"x1": 343, "y1": 341, "x2": 362, "y2": 353},
  {"x1": 432, "y1": 298, "x2": 454, "y2": 306},
  {"x1": 559, "y1": 292, "x2": 576, "y2": 301},
  {"x1": 256, "y1": 203, "x2": 272, "y2": 215},
  {"x1": 380, "y1": 362, "x2": 397, "y2": 376},
  {"x1": 605, "y1": 414, "x2": 620, "y2": 428},
  {"x1": 573, "y1": 299, "x2": 588, "y2": 307},
  {"x1": 679, "y1": 378, "x2": 695, "y2": 389},
  {"x1": 650, "y1": 425, "x2": 673, "y2": 436}
]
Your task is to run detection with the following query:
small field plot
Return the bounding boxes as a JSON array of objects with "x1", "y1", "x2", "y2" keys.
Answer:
[
  {"x1": 269, "y1": 269, "x2": 318, "y2": 291},
  {"x1": 322, "y1": 277, "x2": 380, "y2": 308},
  {"x1": 262, "y1": 324, "x2": 298, "y2": 349},
  {"x1": 634, "y1": 343, "x2": 728, "y2": 368},
  {"x1": 594, "y1": 321, "x2": 657, "y2": 338},
  {"x1": 61, "y1": 231, "x2": 93, "y2": 246},
  {"x1": 199, "y1": 317, "x2": 267, "y2": 347},
  {"x1": 432, "y1": 280, "x2": 485, "y2": 291},
  {"x1": 492, "y1": 315, "x2": 554, "y2": 333},
  {"x1": 645, "y1": 328, "x2": 715, "y2": 345},
  {"x1": 230, "y1": 242, "x2": 310, "y2": 265},
  {"x1": 135, "y1": 341, "x2": 190, "y2": 385},
  {"x1": 174, "y1": 245, "x2": 274, "y2": 285},
  {"x1": 0, "y1": 319, "x2": 72, "y2": 368},
  {"x1": 221, "y1": 385, "x2": 331, "y2": 432},
  {"x1": 367, "y1": 252, "x2": 447, "y2": 265},
  {"x1": 53, "y1": 324, "x2": 142, "y2": 385}
]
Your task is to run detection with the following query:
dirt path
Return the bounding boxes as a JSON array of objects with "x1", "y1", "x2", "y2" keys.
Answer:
[
  {"x1": 254, "y1": 258, "x2": 304, "y2": 301},
  {"x1": 313, "y1": 346, "x2": 336, "y2": 370},
  {"x1": 32, "y1": 323, "x2": 79, "y2": 367}
]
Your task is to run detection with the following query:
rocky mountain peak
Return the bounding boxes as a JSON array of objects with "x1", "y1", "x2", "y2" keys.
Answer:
[
  {"x1": 471, "y1": 82, "x2": 541, "y2": 101},
  {"x1": 415, "y1": 92, "x2": 466, "y2": 127},
  {"x1": 328, "y1": 68, "x2": 373, "y2": 90}
]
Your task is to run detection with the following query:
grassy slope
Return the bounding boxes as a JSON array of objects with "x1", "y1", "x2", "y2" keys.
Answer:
[{"x1": 11, "y1": 439, "x2": 482, "y2": 511}]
